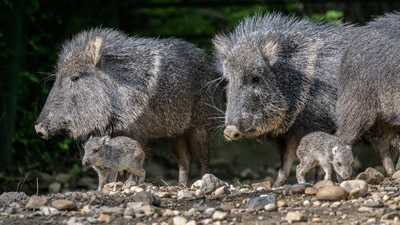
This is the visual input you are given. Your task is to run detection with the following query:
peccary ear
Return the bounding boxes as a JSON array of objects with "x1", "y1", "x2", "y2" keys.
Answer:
[
  {"x1": 212, "y1": 34, "x2": 230, "y2": 59},
  {"x1": 86, "y1": 36, "x2": 104, "y2": 66},
  {"x1": 102, "y1": 135, "x2": 110, "y2": 145},
  {"x1": 261, "y1": 38, "x2": 280, "y2": 65}
]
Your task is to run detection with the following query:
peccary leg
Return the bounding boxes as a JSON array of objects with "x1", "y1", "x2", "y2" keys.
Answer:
[
  {"x1": 296, "y1": 159, "x2": 317, "y2": 184},
  {"x1": 188, "y1": 127, "x2": 211, "y2": 178},
  {"x1": 314, "y1": 166, "x2": 326, "y2": 183},
  {"x1": 170, "y1": 136, "x2": 192, "y2": 186},
  {"x1": 368, "y1": 124, "x2": 396, "y2": 176},
  {"x1": 127, "y1": 173, "x2": 134, "y2": 182},
  {"x1": 389, "y1": 136, "x2": 400, "y2": 170},
  {"x1": 320, "y1": 162, "x2": 332, "y2": 181},
  {"x1": 136, "y1": 169, "x2": 146, "y2": 185},
  {"x1": 93, "y1": 167, "x2": 109, "y2": 191},
  {"x1": 274, "y1": 136, "x2": 300, "y2": 187},
  {"x1": 108, "y1": 168, "x2": 119, "y2": 183},
  {"x1": 397, "y1": 154, "x2": 400, "y2": 171},
  {"x1": 127, "y1": 167, "x2": 145, "y2": 185}
]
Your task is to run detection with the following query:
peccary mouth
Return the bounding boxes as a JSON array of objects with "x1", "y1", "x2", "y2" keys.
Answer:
[
  {"x1": 224, "y1": 125, "x2": 258, "y2": 141},
  {"x1": 245, "y1": 127, "x2": 257, "y2": 134}
]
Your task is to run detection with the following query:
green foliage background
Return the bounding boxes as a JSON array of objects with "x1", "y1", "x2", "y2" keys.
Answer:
[{"x1": 1, "y1": 0, "x2": 400, "y2": 192}]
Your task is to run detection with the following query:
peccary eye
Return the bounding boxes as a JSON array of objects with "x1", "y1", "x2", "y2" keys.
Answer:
[
  {"x1": 93, "y1": 149, "x2": 99, "y2": 153},
  {"x1": 71, "y1": 76, "x2": 80, "y2": 82},
  {"x1": 251, "y1": 76, "x2": 260, "y2": 84},
  {"x1": 337, "y1": 162, "x2": 342, "y2": 167}
]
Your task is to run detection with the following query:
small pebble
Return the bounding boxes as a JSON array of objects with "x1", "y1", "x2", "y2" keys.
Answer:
[
  {"x1": 264, "y1": 203, "x2": 277, "y2": 212},
  {"x1": 212, "y1": 211, "x2": 228, "y2": 221},
  {"x1": 313, "y1": 201, "x2": 322, "y2": 207},
  {"x1": 303, "y1": 200, "x2": 311, "y2": 207},
  {"x1": 311, "y1": 217, "x2": 322, "y2": 223},
  {"x1": 321, "y1": 202, "x2": 330, "y2": 207},
  {"x1": 358, "y1": 207, "x2": 373, "y2": 213},
  {"x1": 330, "y1": 201, "x2": 341, "y2": 208},
  {"x1": 171, "y1": 216, "x2": 187, "y2": 225},
  {"x1": 285, "y1": 211, "x2": 304, "y2": 223},
  {"x1": 277, "y1": 201, "x2": 286, "y2": 208}
]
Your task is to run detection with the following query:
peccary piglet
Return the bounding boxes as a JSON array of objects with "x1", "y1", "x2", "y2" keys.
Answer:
[
  {"x1": 296, "y1": 131, "x2": 353, "y2": 184},
  {"x1": 82, "y1": 136, "x2": 145, "y2": 191}
]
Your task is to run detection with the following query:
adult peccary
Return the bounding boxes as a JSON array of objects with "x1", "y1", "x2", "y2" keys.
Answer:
[
  {"x1": 335, "y1": 13, "x2": 400, "y2": 177},
  {"x1": 82, "y1": 136, "x2": 146, "y2": 191},
  {"x1": 213, "y1": 13, "x2": 355, "y2": 187},
  {"x1": 34, "y1": 28, "x2": 215, "y2": 185},
  {"x1": 296, "y1": 131, "x2": 353, "y2": 184}
]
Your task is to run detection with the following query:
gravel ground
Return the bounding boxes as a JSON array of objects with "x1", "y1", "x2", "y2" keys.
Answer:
[{"x1": 1, "y1": 168, "x2": 400, "y2": 225}]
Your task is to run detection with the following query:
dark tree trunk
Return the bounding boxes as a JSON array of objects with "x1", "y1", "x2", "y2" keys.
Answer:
[{"x1": 0, "y1": 0, "x2": 25, "y2": 166}]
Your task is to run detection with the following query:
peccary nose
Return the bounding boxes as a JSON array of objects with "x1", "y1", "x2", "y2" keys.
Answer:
[
  {"x1": 35, "y1": 123, "x2": 48, "y2": 140},
  {"x1": 82, "y1": 160, "x2": 90, "y2": 166},
  {"x1": 224, "y1": 125, "x2": 242, "y2": 141}
]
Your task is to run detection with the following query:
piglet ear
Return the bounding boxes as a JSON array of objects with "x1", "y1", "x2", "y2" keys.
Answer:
[
  {"x1": 332, "y1": 146, "x2": 338, "y2": 155},
  {"x1": 102, "y1": 135, "x2": 111, "y2": 145},
  {"x1": 86, "y1": 36, "x2": 104, "y2": 66}
]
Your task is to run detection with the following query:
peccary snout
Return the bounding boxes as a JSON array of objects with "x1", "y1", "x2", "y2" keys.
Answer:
[
  {"x1": 224, "y1": 125, "x2": 242, "y2": 141},
  {"x1": 35, "y1": 123, "x2": 49, "y2": 140},
  {"x1": 82, "y1": 159, "x2": 90, "y2": 166}
]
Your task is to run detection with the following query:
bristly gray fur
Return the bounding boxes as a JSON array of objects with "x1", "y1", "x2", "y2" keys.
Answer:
[
  {"x1": 296, "y1": 131, "x2": 353, "y2": 184},
  {"x1": 36, "y1": 28, "x2": 217, "y2": 185},
  {"x1": 335, "y1": 12, "x2": 400, "y2": 177},
  {"x1": 213, "y1": 12, "x2": 357, "y2": 187}
]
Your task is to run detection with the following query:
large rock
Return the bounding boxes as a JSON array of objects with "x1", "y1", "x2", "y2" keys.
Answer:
[
  {"x1": 314, "y1": 180, "x2": 334, "y2": 190},
  {"x1": 316, "y1": 186, "x2": 347, "y2": 201},
  {"x1": 51, "y1": 199, "x2": 75, "y2": 210},
  {"x1": 340, "y1": 180, "x2": 368, "y2": 198},
  {"x1": 26, "y1": 196, "x2": 48, "y2": 209},
  {"x1": 248, "y1": 194, "x2": 277, "y2": 211},
  {"x1": 356, "y1": 167, "x2": 384, "y2": 185},
  {"x1": 200, "y1": 174, "x2": 226, "y2": 194}
]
